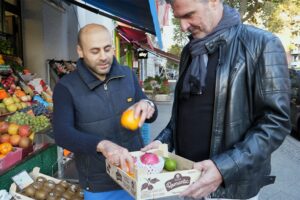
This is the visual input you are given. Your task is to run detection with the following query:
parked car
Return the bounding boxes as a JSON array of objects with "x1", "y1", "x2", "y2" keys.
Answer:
[{"x1": 289, "y1": 68, "x2": 300, "y2": 139}]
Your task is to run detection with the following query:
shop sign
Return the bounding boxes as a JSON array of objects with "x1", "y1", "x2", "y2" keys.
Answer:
[{"x1": 137, "y1": 50, "x2": 148, "y2": 59}]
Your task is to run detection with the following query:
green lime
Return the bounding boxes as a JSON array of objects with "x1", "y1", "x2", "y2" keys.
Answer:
[{"x1": 164, "y1": 158, "x2": 177, "y2": 171}]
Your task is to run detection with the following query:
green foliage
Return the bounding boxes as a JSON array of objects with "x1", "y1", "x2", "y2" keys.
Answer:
[
  {"x1": 143, "y1": 76, "x2": 170, "y2": 94},
  {"x1": 166, "y1": 44, "x2": 181, "y2": 70},
  {"x1": 0, "y1": 40, "x2": 13, "y2": 55},
  {"x1": 172, "y1": 18, "x2": 189, "y2": 47}
]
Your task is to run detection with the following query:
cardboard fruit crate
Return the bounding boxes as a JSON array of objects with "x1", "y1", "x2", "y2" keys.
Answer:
[
  {"x1": 9, "y1": 167, "x2": 61, "y2": 200},
  {"x1": 106, "y1": 144, "x2": 201, "y2": 200},
  {"x1": 0, "y1": 147, "x2": 22, "y2": 172}
]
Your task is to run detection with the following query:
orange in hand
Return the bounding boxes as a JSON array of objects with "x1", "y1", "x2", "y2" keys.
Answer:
[{"x1": 121, "y1": 109, "x2": 140, "y2": 131}]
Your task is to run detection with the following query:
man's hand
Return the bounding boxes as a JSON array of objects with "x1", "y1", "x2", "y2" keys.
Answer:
[
  {"x1": 141, "y1": 140, "x2": 162, "y2": 152},
  {"x1": 129, "y1": 99, "x2": 155, "y2": 127},
  {"x1": 97, "y1": 140, "x2": 134, "y2": 173},
  {"x1": 180, "y1": 160, "x2": 223, "y2": 199}
]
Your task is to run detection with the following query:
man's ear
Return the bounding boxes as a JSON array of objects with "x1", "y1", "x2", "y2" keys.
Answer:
[{"x1": 77, "y1": 45, "x2": 83, "y2": 58}]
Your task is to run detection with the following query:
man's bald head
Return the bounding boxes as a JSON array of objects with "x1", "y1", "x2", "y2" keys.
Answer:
[{"x1": 77, "y1": 24, "x2": 111, "y2": 47}]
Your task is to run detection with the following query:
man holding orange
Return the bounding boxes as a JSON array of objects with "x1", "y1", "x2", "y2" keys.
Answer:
[{"x1": 53, "y1": 24, "x2": 157, "y2": 200}]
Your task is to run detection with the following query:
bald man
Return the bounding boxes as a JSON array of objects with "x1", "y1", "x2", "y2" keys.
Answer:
[{"x1": 53, "y1": 24, "x2": 157, "y2": 200}]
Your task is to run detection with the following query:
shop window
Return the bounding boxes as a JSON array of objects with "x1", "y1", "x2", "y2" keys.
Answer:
[
  {"x1": 4, "y1": 0, "x2": 17, "y2": 6},
  {"x1": 0, "y1": 0, "x2": 22, "y2": 57}
]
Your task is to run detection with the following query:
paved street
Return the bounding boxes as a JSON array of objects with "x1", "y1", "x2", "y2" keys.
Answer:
[{"x1": 149, "y1": 101, "x2": 300, "y2": 200}]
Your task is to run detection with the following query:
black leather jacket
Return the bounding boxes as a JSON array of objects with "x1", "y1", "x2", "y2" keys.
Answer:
[{"x1": 156, "y1": 24, "x2": 291, "y2": 199}]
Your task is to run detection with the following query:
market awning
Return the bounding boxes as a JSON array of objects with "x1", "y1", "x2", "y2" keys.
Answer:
[
  {"x1": 65, "y1": 0, "x2": 163, "y2": 48},
  {"x1": 139, "y1": 43, "x2": 180, "y2": 64},
  {"x1": 115, "y1": 25, "x2": 179, "y2": 63}
]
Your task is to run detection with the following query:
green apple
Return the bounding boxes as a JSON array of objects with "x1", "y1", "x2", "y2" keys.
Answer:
[
  {"x1": 0, "y1": 103, "x2": 5, "y2": 108},
  {"x1": 6, "y1": 103, "x2": 18, "y2": 112},
  {"x1": 3, "y1": 97, "x2": 14, "y2": 106},
  {"x1": 13, "y1": 96, "x2": 21, "y2": 103}
]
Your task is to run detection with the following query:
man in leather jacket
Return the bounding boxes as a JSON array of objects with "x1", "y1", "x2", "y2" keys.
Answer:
[
  {"x1": 53, "y1": 24, "x2": 157, "y2": 199},
  {"x1": 142, "y1": 0, "x2": 290, "y2": 199}
]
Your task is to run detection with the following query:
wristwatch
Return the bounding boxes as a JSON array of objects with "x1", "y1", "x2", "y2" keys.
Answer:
[{"x1": 143, "y1": 99, "x2": 155, "y2": 108}]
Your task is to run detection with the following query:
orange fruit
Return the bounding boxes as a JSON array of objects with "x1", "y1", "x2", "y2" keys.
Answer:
[
  {"x1": 118, "y1": 161, "x2": 135, "y2": 178},
  {"x1": 120, "y1": 109, "x2": 140, "y2": 131},
  {"x1": 0, "y1": 142, "x2": 13, "y2": 155}
]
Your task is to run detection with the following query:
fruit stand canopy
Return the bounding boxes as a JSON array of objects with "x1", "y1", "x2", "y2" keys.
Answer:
[
  {"x1": 116, "y1": 25, "x2": 180, "y2": 64},
  {"x1": 66, "y1": 0, "x2": 163, "y2": 48}
]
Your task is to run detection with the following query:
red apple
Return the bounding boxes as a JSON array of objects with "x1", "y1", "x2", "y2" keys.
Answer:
[
  {"x1": 140, "y1": 153, "x2": 160, "y2": 165},
  {"x1": 0, "y1": 134, "x2": 10, "y2": 143},
  {"x1": 0, "y1": 121, "x2": 9, "y2": 134},
  {"x1": 18, "y1": 125, "x2": 31, "y2": 137}
]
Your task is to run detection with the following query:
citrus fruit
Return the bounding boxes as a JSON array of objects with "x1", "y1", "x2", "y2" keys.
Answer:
[
  {"x1": 164, "y1": 158, "x2": 177, "y2": 171},
  {"x1": 0, "y1": 142, "x2": 13, "y2": 155},
  {"x1": 120, "y1": 109, "x2": 140, "y2": 131}
]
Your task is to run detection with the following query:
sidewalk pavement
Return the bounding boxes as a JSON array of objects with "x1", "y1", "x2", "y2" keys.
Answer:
[{"x1": 150, "y1": 101, "x2": 300, "y2": 200}]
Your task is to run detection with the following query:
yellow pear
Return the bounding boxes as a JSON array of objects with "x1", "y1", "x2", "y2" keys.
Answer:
[
  {"x1": 6, "y1": 104, "x2": 18, "y2": 112},
  {"x1": 3, "y1": 97, "x2": 14, "y2": 106}
]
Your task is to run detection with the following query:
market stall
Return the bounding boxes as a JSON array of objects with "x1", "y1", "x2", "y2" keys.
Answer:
[{"x1": 0, "y1": 55, "x2": 57, "y2": 192}]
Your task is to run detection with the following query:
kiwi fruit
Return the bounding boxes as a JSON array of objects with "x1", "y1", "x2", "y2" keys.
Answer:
[
  {"x1": 35, "y1": 189, "x2": 47, "y2": 200},
  {"x1": 46, "y1": 191, "x2": 58, "y2": 200},
  {"x1": 58, "y1": 180, "x2": 69, "y2": 189},
  {"x1": 24, "y1": 185, "x2": 36, "y2": 197},
  {"x1": 36, "y1": 176, "x2": 47, "y2": 184},
  {"x1": 44, "y1": 180, "x2": 56, "y2": 191}
]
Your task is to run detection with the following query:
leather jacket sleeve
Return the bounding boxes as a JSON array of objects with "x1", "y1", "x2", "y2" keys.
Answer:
[
  {"x1": 155, "y1": 116, "x2": 175, "y2": 152},
  {"x1": 211, "y1": 35, "x2": 291, "y2": 186}
]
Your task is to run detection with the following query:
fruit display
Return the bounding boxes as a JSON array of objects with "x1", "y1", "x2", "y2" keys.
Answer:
[
  {"x1": 0, "y1": 121, "x2": 33, "y2": 150},
  {"x1": 49, "y1": 60, "x2": 76, "y2": 78},
  {"x1": 21, "y1": 178, "x2": 83, "y2": 200},
  {"x1": 6, "y1": 112, "x2": 50, "y2": 134},
  {"x1": 121, "y1": 109, "x2": 140, "y2": 131}
]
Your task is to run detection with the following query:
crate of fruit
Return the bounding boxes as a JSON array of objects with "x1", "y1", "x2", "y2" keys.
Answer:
[
  {"x1": 9, "y1": 167, "x2": 83, "y2": 200},
  {"x1": 106, "y1": 144, "x2": 201, "y2": 200}
]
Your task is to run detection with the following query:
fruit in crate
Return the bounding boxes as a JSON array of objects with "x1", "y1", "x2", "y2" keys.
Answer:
[
  {"x1": 18, "y1": 124, "x2": 31, "y2": 137},
  {"x1": 140, "y1": 152, "x2": 160, "y2": 165},
  {"x1": 12, "y1": 96, "x2": 20, "y2": 103},
  {"x1": 0, "y1": 121, "x2": 9, "y2": 133},
  {"x1": 135, "y1": 152, "x2": 165, "y2": 174},
  {"x1": 8, "y1": 123, "x2": 19, "y2": 135},
  {"x1": 164, "y1": 158, "x2": 177, "y2": 171},
  {"x1": 7, "y1": 111, "x2": 51, "y2": 133},
  {"x1": 10, "y1": 134, "x2": 21, "y2": 146},
  {"x1": 19, "y1": 136, "x2": 32, "y2": 148},
  {"x1": 0, "y1": 134, "x2": 10, "y2": 143},
  {"x1": 3, "y1": 97, "x2": 14, "y2": 106},
  {"x1": 0, "y1": 142, "x2": 13, "y2": 155},
  {"x1": 6, "y1": 103, "x2": 18, "y2": 112},
  {"x1": 121, "y1": 109, "x2": 140, "y2": 131},
  {"x1": 0, "y1": 89, "x2": 8, "y2": 100},
  {"x1": 0, "y1": 54, "x2": 5, "y2": 65}
]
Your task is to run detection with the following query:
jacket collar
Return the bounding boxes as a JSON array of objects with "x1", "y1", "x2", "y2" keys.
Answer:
[
  {"x1": 77, "y1": 57, "x2": 125, "y2": 90},
  {"x1": 179, "y1": 26, "x2": 239, "y2": 79}
]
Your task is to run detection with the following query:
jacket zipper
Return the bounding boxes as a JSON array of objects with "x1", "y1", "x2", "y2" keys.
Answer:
[
  {"x1": 209, "y1": 46, "x2": 223, "y2": 157},
  {"x1": 103, "y1": 75, "x2": 125, "y2": 91}
]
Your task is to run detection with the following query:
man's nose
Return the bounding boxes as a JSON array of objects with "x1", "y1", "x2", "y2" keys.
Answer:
[
  {"x1": 99, "y1": 51, "x2": 107, "y2": 60},
  {"x1": 180, "y1": 19, "x2": 189, "y2": 32}
]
